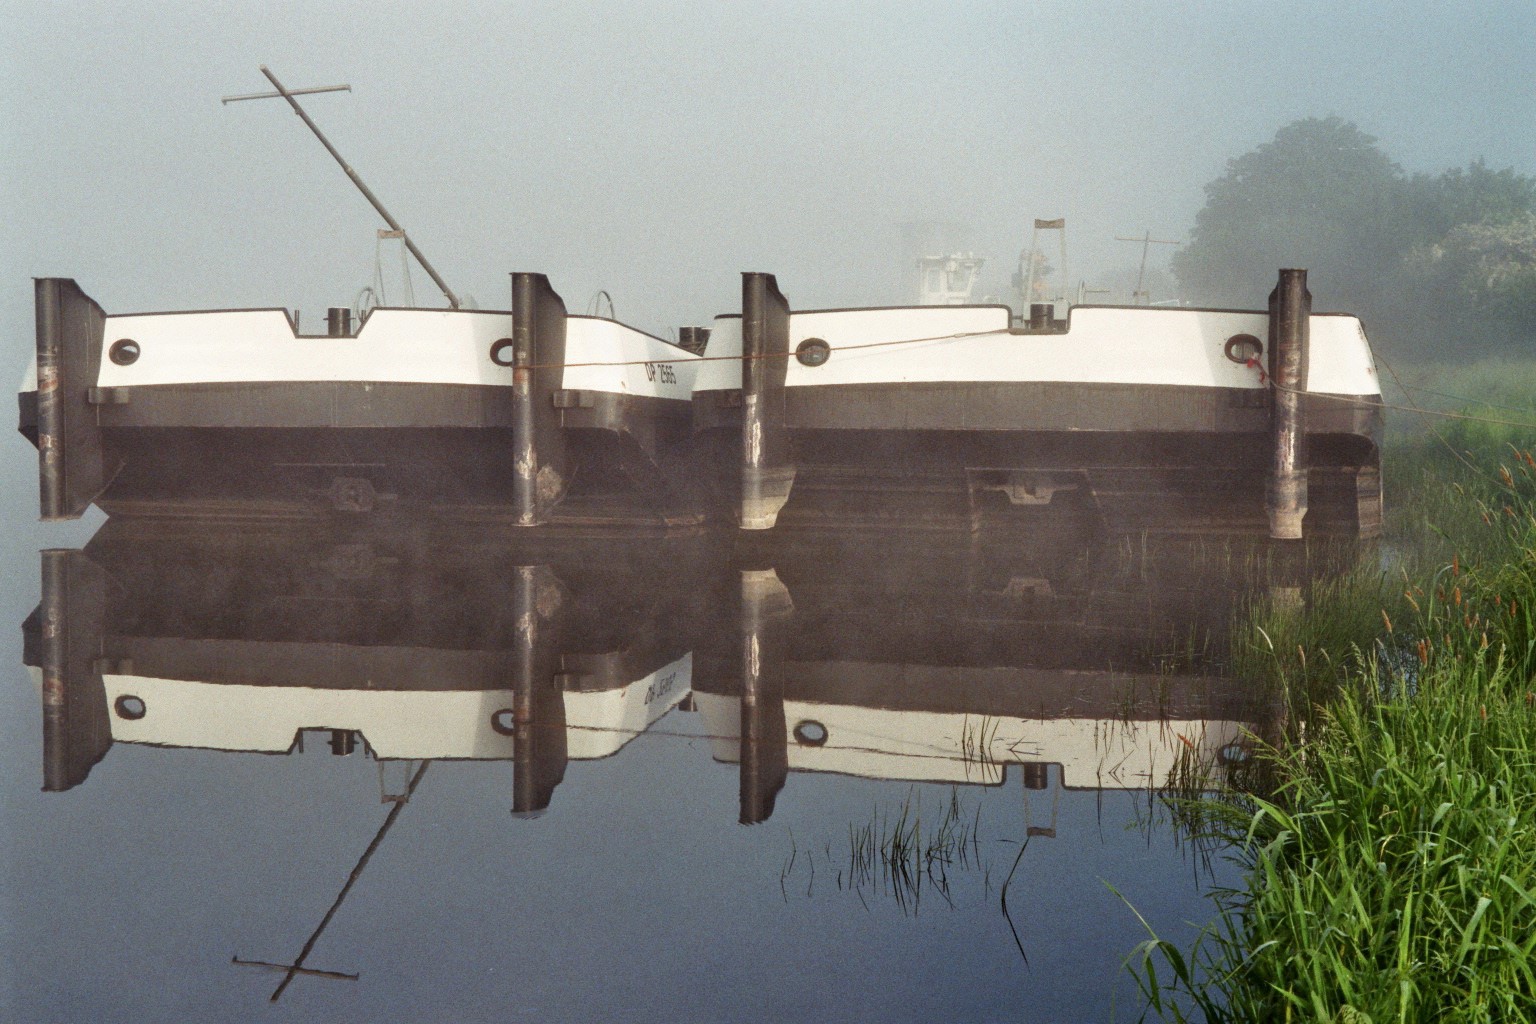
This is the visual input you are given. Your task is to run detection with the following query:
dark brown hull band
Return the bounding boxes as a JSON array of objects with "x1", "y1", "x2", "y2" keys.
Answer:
[
  {"x1": 694, "y1": 382, "x2": 1380, "y2": 437},
  {"x1": 19, "y1": 381, "x2": 687, "y2": 438},
  {"x1": 88, "y1": 638, "x2": 684, "y2": 696},
  {"x1": 697, "y1": 661, "x2": 1261, "y2": 722},
  {"x1": 17, "y1": 382, "x2": 699, "y2": 522}
]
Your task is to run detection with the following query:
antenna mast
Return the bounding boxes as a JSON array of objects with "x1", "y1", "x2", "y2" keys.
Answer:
[{"x1": 1114, "y1": 231, "x2": 1180, "y2": 305}]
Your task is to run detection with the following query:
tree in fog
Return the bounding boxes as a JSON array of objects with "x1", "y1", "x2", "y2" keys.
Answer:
[
  {"x1": 1399, "y1": 212, "x2": 1536, "y2": 337},
  {"x1": 1176, "y1": 117, "x2": 1536, "y2": 358},
  {"x1": 1173, "y1": 117, "x2": 1406, "y2": 311}
]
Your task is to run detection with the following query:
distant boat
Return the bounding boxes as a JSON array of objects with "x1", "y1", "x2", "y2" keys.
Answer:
[
  {"x1": 19, "y1": 274, "x2": 702, "y2": 525},
  {"x1": 693, "y1": 269, "x2": 1383, "y2": 538}
]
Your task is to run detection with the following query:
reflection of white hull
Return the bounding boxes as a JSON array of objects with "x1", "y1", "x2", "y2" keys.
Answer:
[
  {"x1": 103, "y1": 653, "x2": 691, "y2": 761},
  {"x1": 696, "y1": 688, "x2": 1250, "y2": 789}
]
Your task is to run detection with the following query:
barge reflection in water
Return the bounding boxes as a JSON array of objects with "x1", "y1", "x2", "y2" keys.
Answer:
[{"x1": 16, "y1": 513, "x2": 1362, "y2": 1018}]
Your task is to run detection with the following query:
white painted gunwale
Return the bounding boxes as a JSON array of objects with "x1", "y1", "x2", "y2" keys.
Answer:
[
  {"x1": 71, "y1": 307, "x2": 698, "y2": 401},
  {"x1": 693, "y1": 305, "x2": 1381, "y2": 396}
]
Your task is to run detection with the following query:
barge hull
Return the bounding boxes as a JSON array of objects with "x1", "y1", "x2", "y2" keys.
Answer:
[{"x1": 17, "y1": 278, "x2": 701, "y2": 523}]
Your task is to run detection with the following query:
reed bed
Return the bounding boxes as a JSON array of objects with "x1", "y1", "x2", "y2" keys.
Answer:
[
  {"x1": 1132, "y1": 432, "x2": 1536, "y2": 1022},
  {"x1": 782, "y1": 786, "x2": 984, "y2": 914}
]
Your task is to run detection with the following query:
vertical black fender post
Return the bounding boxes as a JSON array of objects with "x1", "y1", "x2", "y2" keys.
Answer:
[
  {"x1": 510, "y1": 273, "x2": 571, "y2": 526},
  {"x1": 510, "y1": 565, "x2": 568, "y2": 816},
  {"x1": 39, "y1": 549, "x2": 113, "y2": 792},
  {"x1": 1266, "y1": 269, "x2": 1310, "y2": 540},
  {"x1": 738, "y1": 567, "x2": 791, "y2": 825},
  {"x1": 739, "y1": 272, "x2": 795, "y2": 530},
  {"x1": 35, "y1": 279, "x2": 110, "y2": 520}
]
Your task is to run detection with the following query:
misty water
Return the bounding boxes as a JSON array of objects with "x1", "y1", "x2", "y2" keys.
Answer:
[{"x1": 0, "y1": 444, "x2": 1307, "y2": 1022}]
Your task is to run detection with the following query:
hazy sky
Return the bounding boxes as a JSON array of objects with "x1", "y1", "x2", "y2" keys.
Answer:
[{"x1": 3, "y1": 0, "x2": 1534, "y2": 354}]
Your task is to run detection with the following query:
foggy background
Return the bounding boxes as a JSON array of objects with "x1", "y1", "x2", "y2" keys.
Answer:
[
  {"x1": 6, "y1": 2, "x2": 1535, "y2": 327},
  {"x1": 2, "y1": 0, "x2": 1534, "y2": 519},
  {"x1": 1, "y1": 9, "x2": 1532, "y2": 1016}
]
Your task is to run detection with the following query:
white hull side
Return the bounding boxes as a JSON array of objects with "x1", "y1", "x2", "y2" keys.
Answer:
[
  {"x1": 85, "y1": 309, "x2": 697, "y2": 400},
  {"x1": 694, "y1": 306, "x2": 1379, "y2": 396}
]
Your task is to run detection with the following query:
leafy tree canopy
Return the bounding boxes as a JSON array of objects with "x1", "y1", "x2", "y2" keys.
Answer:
[{"x1": 1174, "y1": 117, "x2": 1536, "y2": 358}]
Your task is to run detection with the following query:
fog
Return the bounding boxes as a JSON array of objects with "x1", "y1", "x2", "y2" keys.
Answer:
[{"x1": 3, "y1": 1, "x2": 1533, "y2": 370}]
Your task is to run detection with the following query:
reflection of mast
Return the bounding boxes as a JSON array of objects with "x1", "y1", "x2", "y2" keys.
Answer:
[{"x1": 238, "y1": 760, "x2": 431, "y2": 1001}]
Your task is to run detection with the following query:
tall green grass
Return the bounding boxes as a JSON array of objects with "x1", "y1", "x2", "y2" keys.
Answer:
[
  {"x1": 1380, "y1": 357, "x2": 1536, "y2": 449},
  {"x1": 1131, "y1": 429, "x2": 1536, "y2": 1022}
]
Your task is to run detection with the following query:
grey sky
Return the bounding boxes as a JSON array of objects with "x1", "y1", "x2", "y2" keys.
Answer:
[{"x1": 3, "y1": 0, "x2": 1534, "y2": 353}]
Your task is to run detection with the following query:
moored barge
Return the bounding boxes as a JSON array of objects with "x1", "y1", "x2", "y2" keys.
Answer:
[
  {"x1": 693, "y1": 269, "x2": 1383, "y2": 538},
  {"x1": 18, "y1": 274, "x2": 701, "y2": 524}
]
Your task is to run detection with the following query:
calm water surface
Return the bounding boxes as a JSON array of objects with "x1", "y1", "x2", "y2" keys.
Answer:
[{"x1": 1, "y1": 454, "x2": 1274, "y2": 1023}]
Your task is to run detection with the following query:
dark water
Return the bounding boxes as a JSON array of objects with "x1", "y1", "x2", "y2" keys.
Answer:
[{"x1": 0, "y1": 449, "x2": 1286, "y2": 1023}]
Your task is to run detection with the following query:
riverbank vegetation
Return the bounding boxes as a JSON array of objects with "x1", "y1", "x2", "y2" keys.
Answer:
[{"x1": 1133, "y1": 376, "x2": 1536, "y2": 1022}]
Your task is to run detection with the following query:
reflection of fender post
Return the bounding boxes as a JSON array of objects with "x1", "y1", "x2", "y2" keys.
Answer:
[
  {"x1": 739, "y1": 273, "x2": 795, "y2": 530},
  {"x1": 40, "y1": 550, "x2": 113, "y2": 792},
  {"x1": 739, "y1": 569, "x2": 790, "y2": 824},
  {"x1": 1266, "y1": 269, "x2": 1310, "y2": 540},
  {"x1": 511, "y1": 565, "x2": 568, "y2": 816},
  {"x1": 35, "y1": 279, "x2": 109, "y2": 521},
  {"x1": 510, "y1": 273, "x2": 570, "y2": 526}
]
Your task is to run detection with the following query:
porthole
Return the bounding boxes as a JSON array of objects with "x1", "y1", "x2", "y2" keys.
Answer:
[
  {"x1": 792, "y1": 719, "x2": 828, "y2": 747},
  {"x1": 795, "y1": 338, "x2": 831, "y2": 367},
  {"x1": 114, "y1": 694, "x2": 147, "y2": 720},
  {"x1": 490, "y1": 708, "x2": 518, "y2": 736},
  {"x1": 1223, "y1": 334, "x2": 1262, "y2": 365},
  {"x1": 109, "y1": 339, "x2": 141, "y2": 366},
  {"x1": 1217, "y1": 742, "x2": 1252, "y2": 766},
  {"x1": 489, "y1": 338, "x2": 517, "y2": 367}
]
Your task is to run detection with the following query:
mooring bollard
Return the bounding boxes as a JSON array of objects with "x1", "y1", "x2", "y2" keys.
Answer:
[
  {"x1": 1266, "y1": 268, "x2": 1311, "y2": 540},
  {"x1": 325, "y1": 307, "x2": 351, "y2": 337},
  {"x1": 510, "y1": 273, "x2": 569, "y2": 526},
  {"x1": 740, "y1": 273, "x2": 795, "y2": 530}
]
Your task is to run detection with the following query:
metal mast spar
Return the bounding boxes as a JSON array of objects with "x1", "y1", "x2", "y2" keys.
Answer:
[
  {"x1": 226, "y1": 65, "x2": 460, "y2": 309},
  {"x1": 1020, "y1": 218, "x2": 1067, "y2": 313},
  {"x1": 1114, "y1": 231, "x2": 1180, "y2": 304}
]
